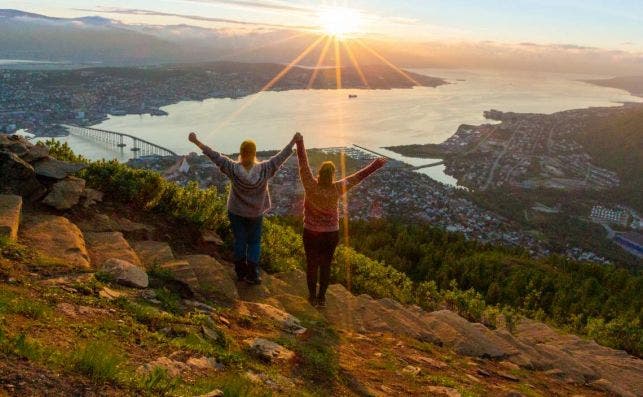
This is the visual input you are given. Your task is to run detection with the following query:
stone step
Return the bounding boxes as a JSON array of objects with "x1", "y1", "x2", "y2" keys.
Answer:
[
  {"x1": 131, "y1": 240, "x2": 175, "y2": 270},
  {"x1": 182, "y1": 255, "x2": 238, "y2": 303},
  {"x1": 84, "y1": 231, "x2": 143, "y2": 269},
  {"x1": 20, "y1": 215, "x2": 90, "y2": 270},
  {"x1": 0, "y1": 194, "x2": 22, "y2": 242}
]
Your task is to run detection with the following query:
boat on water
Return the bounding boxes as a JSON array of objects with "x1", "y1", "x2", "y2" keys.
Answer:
[{"x1": 348, "y1": 94, "x2": 358, "y2": 99}]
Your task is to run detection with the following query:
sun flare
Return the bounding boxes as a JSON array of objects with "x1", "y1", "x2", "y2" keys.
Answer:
[{"x1": 318, "y1": 7, "x2": 362, "y2": 38}]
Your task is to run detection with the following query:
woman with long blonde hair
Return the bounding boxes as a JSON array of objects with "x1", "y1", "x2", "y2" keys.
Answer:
[
  {"x1": 189, "y1": 132, "x2": 299, "y2": 284},
  {"x1": 294, "y1": 134, "x2": 387, "y2": 306}
]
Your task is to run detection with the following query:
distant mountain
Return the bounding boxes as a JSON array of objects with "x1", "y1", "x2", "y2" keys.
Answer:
[
  {"x1": 0, "y1": 9, "x2": 183, "y2": 65},
  {"x1": 585, "y1": 75, "x2": 643, "y2": 97}
]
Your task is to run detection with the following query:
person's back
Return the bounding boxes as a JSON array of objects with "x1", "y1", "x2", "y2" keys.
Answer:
[
  {"x1": 189, "y1": 132, "x2": 297, "y2": 284},
  {"x1": 215, "y1": 153, "x2": 284, "y2": 218},
  {"x1": 295, "y1": 135, "x2": 386, "y2": 306}
]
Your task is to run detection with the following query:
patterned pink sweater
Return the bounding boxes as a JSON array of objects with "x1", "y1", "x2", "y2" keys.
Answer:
[{"x1": 296, "y1": 141, "x2": 384, "y2": 232}]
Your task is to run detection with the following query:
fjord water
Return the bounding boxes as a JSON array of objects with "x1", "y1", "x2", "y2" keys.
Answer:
[{"x1": 49, "y1": 68, "x2": 642, "y2": 184}]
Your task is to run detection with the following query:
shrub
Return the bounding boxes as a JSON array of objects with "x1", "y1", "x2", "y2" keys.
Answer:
[
  {"x1": 44, "y1": 139, "x2": 88, "y2": 164},
  {"x1": 261, "y1": 219, "x2": 305, "y2": 272},
  {"x1": 80, "y1": 160, "x2": 228, "y2": 230}
]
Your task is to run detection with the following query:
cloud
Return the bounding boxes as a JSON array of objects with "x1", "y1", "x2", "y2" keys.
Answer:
[
  {"x1": 179, "y1": 0, "x2": 314, "y2": 14},
  {"x1": 74, "y1": 7, "x2": 317, "y2": 30},
  {"x1": 518, "y1": 42, "x2": 597, "y2": 51}
]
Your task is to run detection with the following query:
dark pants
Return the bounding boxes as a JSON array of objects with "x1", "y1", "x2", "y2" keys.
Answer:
[
  {"x1": 303, "y1": 228, "x2": 339, "y2": 300},
  {"x1": 228, "y1": 211, "x2": 263, "y2": 281}
]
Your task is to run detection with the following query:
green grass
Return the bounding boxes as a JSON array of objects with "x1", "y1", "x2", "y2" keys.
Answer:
[
  {"x1": 71, "y1": 341, "x2": 125, "y2": 383},
  {"x1": 277, "y1": 320, "x2": 339, "y2": 386},
  {"x1": 201, "y1": 373, "x2": 273, "y2": 397},
  {"x1": 137, "y1": 366, "x2": 180, "y2": 396},
  {"x1": 426, "y1": 374, "x2": 459, "y2": 388},
  {"x1": 116, "y1": 298, "x2": 179, "y2": 329},
  {"x1": 154, "y1": 287, "x2": 182, "y2": 314},
  {"x1": 4, "y1": 333, "x2": 46, "y2": 361},
  {"x1": 0, "y1": 289, "x2": 50, "y2": 319}
]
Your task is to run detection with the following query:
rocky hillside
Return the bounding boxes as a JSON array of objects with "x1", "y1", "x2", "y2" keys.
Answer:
[{"x1": 1, "y1": 135, "x2": 642, "y2": 396}]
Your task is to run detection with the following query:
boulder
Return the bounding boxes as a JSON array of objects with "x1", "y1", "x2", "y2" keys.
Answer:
[
  {"x1": 136, "y1": 357, "x2": 189, "y2": 378},
  {"x1": 159, "y1": 260, "x2": 199, "y2": 292},
  {"x1": 42, "y1": 176, "x2": 86, "y2": 210},
  {"x1": 84, "y1": 231, "x2": 143, "y2": 268},
  {"x1": 244, "y1": 338, "x2": 295, "y2": 363},
  {"x1": 32, "y1": 157, "x2": 85, "y2": 180},
  {"x1": 21, "y1": 143, "x2": 49, "y2": 163},
  {"x1": 131, "y1": 241, "x2": 175, "y2": 269},
  {"x1": 0, "y1": 151, "x2": 46, "y2": 199},
  {"x1": 181, "y1": 255, "x2": 239, "y2": 302},
  {"x1": 236, "y1": 301, "x2": 306, "y2": 334},
  {"x1": 186, "y1": 356, "x2": 218, "y2": 371},
  {"x1": 99, "y1": 258, "x2": 149, "y2": 288},
  {"x1": 81, "y1": 188, "x2": 103, "y2": 208},
  {"x1": 0, "y1": 194, "x2": 22, "y2": 242},
  {"x1": 20, "y1": 215, "x2": 90, "y2": 269}
]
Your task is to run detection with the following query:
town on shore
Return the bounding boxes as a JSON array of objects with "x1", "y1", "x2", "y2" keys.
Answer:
[{"x1": 0, "y1": 63, "x2": 445, "y2": 137}]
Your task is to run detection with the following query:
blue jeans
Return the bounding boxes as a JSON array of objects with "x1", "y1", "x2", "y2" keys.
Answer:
[{"x1": 228, "y1": 211, "x2": 263, "y2": 280}]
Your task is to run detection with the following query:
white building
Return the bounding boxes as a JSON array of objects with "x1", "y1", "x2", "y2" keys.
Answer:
[{"x1": 590, "y1": 205, "x2": 629, "y2": 227}]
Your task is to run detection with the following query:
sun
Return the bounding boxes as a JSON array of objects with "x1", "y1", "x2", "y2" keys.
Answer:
[{"x1": 318, "y1": 7, "x2": 362, "y2": 38}]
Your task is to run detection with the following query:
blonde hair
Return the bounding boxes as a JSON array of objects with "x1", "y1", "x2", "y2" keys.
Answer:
[
  {"x1": 318, "y1": 161, "x2": 336, "y2": 187},
  {"x1": 239, "y1": 139, "x2": 257, "y2": 169}
]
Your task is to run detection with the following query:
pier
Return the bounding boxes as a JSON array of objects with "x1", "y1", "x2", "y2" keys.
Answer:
[{"x1": 63, "y1": 125, "x2": 178, "y2": 157}]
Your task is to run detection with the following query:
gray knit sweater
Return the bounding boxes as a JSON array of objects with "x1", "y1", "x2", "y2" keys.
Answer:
[{"x1": 203, "y1": 142, "x2": 294, "y2": 218}]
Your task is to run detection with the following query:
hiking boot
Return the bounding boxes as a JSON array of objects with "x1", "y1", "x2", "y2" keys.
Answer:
[
  {"x1": 316, "y1": 296, "x2": 326, "y2": 308},
  {"x1": 244, "y1": 276, "x2": 262, "y2": 285},
  {"x1": 234, "y1": 260, "x2": 248, "y2": 282},
  {"x1": 308, "y1": 295, "x2": 317, "y2": 306}
]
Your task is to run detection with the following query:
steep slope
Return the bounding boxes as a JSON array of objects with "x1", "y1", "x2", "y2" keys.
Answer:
[{"x1": 1, "y1": 138, "x2": 641, "y2": 396}]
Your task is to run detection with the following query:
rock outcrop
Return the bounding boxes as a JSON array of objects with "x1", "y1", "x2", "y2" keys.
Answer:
[
  {"x1": 247, "y1": 268, "x2": 643, "y2": 397},
  {"x1": 20, "y1": 215, "x2": 90, "y2": 269},
  {"x1": 0, "y1": 134, "x2": 98, "y2": 209}
]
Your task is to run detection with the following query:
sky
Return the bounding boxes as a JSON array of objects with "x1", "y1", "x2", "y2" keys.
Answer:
[{"x1": 2, "y1": 0, "x2": 642, "y2": 51}]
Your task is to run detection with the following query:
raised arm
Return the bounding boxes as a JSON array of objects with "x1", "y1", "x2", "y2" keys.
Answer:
[
  {"x1": 188, "y1": 132, "x2": 235, "y2": 178},
  {"x1": 295, "y1": 134, "x2": 315, "y2": 189},
  {"x1": 338, "y1": 157, "x2": 388, "y2": 192},
  {"x1": 265, "y1": 134, "x2": 297, "y2": 177}
]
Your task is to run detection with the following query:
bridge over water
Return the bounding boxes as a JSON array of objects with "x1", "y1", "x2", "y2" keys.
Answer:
[{"x1": 63, "y1": 125, "x2": 178, "y2": 157}]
